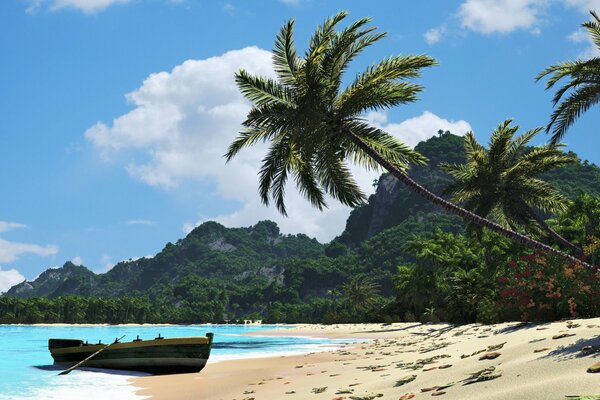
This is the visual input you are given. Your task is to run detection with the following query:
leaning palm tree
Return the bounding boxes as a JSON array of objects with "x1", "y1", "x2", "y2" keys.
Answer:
[
  {"x1": 226, "y1": 12, "x2": 586, "y2": 266},
  {"x1": 441, "y1": 120, "x2": 580, "y2": 254},
  {"x1": 536, "y1": 10, "x2": 600, "y2": 144}
]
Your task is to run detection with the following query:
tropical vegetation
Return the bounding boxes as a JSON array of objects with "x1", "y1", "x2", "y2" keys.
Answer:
[
  {"x1": 537, "y1": 10, "x2": 600, "y2": 144},
  {"x1": 441, "y1": 119, "x2": 580, "y2": 253},
  {"x1": 228, "y1": 11, "x2": 585, "y2": 267}
]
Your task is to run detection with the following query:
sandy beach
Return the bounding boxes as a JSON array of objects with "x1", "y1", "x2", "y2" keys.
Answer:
[{"x1": 131, "y1": 318, "x2": 600, "y2": 400}]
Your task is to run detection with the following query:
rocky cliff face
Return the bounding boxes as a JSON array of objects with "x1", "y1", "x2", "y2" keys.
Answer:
[
  {"x1": 4, "y1": 220, "x2": 323, "y2": 299},
  {"x1": 5, "y1": 262, "x2": 97, "y2": 298}
]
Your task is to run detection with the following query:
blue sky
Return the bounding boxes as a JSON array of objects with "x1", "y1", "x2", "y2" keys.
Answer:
[{"x1": 1, "y1": 0, "x2": 599, "y2": 289}]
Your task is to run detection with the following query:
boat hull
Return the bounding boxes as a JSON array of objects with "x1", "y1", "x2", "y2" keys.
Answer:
[{"x1": 49, "y1": 334, "x2": 213, "y2": 375}]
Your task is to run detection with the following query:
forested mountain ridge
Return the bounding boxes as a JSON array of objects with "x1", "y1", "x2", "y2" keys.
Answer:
[
  {"x1": 340, "y1": 133, "x2": 600, "y2": 246},
  {"x1": 4, "y1": 133, "x2": 600, "y2": 323},
  {"x1": 6, "y1": 220, "x2": 324, "y2": 299}
]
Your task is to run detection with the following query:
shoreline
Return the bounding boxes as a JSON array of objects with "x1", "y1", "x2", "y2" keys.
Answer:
[{"x1": 132, "y1": 318, "x2": 600, "y2": 400}]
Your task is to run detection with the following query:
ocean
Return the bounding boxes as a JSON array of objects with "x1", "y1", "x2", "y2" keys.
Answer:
[{"x1": 0, "y1": 324, "x2": 348, "y2": 400}]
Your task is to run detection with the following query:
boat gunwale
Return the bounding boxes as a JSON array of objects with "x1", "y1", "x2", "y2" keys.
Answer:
[{"x1": 49, "y1": 336, "x2": 211, "y2": 355}]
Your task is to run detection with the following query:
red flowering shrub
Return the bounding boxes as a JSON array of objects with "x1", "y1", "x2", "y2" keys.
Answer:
[{"x1": 497, "y1": 251, "x2": 600, "y2": 322}]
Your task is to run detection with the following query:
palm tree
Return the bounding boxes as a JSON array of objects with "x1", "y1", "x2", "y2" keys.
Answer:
[
  {"x1": 536, "y1": 10, "x2": 600, "y2": 144},
  {"x1": 226, "y1": 12, "x2": 587, "y2": 266},
  {"x1": 441, "y1": 119, "x2": 580, "y2": 254},
  {"x1": 341, "y1": 275, "x2": 380, "y2": 314}
]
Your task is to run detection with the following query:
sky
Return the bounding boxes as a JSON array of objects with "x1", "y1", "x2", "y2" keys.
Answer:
[{"x1": 1, "y1": 0, "x2": 599, "y2": 290}]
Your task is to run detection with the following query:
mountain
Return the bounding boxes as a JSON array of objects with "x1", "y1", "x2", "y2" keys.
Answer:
[
  {"x1": 339, "y1": 133, "x2": 600, "y2": 246},
  {"x1": 6, "y1": 220, "x2": 324, "y2": 299},
  {"x1": 4, "y1": 132, "x2": 600, "y2": 323}
]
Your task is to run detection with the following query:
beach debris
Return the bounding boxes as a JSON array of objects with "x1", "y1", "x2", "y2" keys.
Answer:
[
  {"x1": 534, "y1": 348, "x2": 551, "y2": 353},
  {"x1": 423, "y1": 366, "x2": 438, "y2": 371},
  {"x1": 566, "y1": 321, "x2": 581, "y2": 329},
  {"x1": 529, "y1": 338, "x2": 546, "y2": 343},
  {"x1": 243, "y1": 397, "x2": 255, "y2": 400},
  {"x1": 487, "y1": 342, "x2": 507, "y2": 351},
  {"x1": 536, "y1": 327, "x2": 549, "y2": 330},
  {"x1": 397, "y1": 354, "x2": 451, "y2": 370},
  {"x1": 312, "y1": 387, "x2": 327, "y2": 394},
  {"x1": 564, "y1": 396, "x2": 600, "y2": 399},
  {"x1": 461, "y1": 348, "x2": 487, "y2": 358},
  {"x1": 358, "y1": 364, "x2": 389, "y2": 371},
  {"x1": 243, "y1": 390, "x2": 255, "y2": 394},
  {"x1": 421, "y1": 386, "x2": 439, "y2": 392},
  {"x1": 330, "y1": 374, "x2": 341, "y2": 377},
  {"x1": 399, "y1": 394, "x2": 416, "y2": 400},
  {"x1": 285, "y1": 391, "x2": 295, "y2": 394},
  {"x1": 436, "y1": 383, "x2": 456, "y2": 391},
  {"x1": 348, "y1": 394, "x2": 383, "y2": 400},
  {"x1": 438, "y1": 364, "x2": 452, "y2": 369},
  {"x1": 553, "y1": 333, "x2": 576, "y2": 340},
  {"x1": 349, "y1": 383, "x2": 362, "y2": 387},
  {"x1": 479, "y1": 352, "x2": 501, "y2": 360},
  {"x1": 580, "y1": 346, "x2": 600, "y2": 354},
  {"x1": 395, "y1": 375, "x2": 417, "y2": 387},
  {"x1": 419, "y1": 342, "x2": 451, "y2": 354},
  {"x1": 587, "y1": 362, "x2": 600, "y2": 373},
  {"x1": 295, "y1": 365, "x2": 304, "y2": 368},
  {"x1": 431, "y1": 391, "x2": 446, "y2": 396},
  {"x1": 463, "y1": 366, "x2": 502, "y2": 385},
  {"x1": 332, "y1": 397, "x2": 346, "y2": 400},
  {"x1": 336, "y1": 389, "x2": 354, "y2": 394}
]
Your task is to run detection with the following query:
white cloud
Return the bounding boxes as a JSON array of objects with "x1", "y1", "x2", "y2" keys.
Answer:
[
  {"x1": 93, "y1": 254, "x2": 114, "y2": 273},
  {"x1": 564, "y1": 0, "x2": 600, "y2": 13},
  {"x1": 71, "y1": 256, "x2": 83, "y2": 265},
  {"x1": 458, "y1": 0, "x2": 546, "y2": 34},
  {"x1": 0, "y1": 238, "x2": 59, "y2": 264},
  {"x1": 568, "y1": 28, "x2": 600, "y2": 58},
  {"x1": 424, "y1": 26, "x2": 446, "y2": 44},
  {"x1": 86, "y1": 48, "x2": 470, "y2": 242},
  {"x1": 126, "y1": 219, "x2": 156, "y2": 225},
  {"x1": 0, "y1": 267, "x2": 25, "y2": 293},
  {"x1": 26, "y1": 0, "x2": 131, "y2": 14},
  {"x1": 0, "y1": 221, "x2": 26, "y2": 233},
  {"x1": 86, "y1": 47, "x2": 382, "y2": 242},
  {"x1": 0, "y1": 221, "x2": 59, "y2": 263},
  {"x1": 366, "y1": 111, "x2": 472, "y2": 148}
]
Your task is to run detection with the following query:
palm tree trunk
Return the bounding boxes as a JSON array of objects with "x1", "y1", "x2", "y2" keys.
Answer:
[
  {"x1": 515, "y1": 197, "x2": 583, "y2": 255},
  {"x1": 343, "y1": 128, "x2": 592, "y2": 268}
]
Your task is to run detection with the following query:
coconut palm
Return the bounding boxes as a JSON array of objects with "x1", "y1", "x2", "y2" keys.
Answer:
[
  {"x1": 536, "y1": 10, "x2": 600, "y2": 144},
  {"x1": 441, "y1": 120, "x2": 580, "y2": 254},
  {"x1": 226, "y1": 12, "x2": 586, "y2": 266},
  {"x1": 341, "y1": 275, "x2": 380, "y2": 314}
]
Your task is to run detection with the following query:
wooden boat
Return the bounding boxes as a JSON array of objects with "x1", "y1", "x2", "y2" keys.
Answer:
[{"x1": 48, "y1": 333, "x2": 213, "y2": 374}]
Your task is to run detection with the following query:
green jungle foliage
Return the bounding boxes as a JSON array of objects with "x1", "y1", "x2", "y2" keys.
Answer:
[{"x1": 3, "y1": 134, "x2": 600, "y2": 325}]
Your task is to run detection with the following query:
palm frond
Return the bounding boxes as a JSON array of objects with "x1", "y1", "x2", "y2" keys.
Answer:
[
  {"x1": 235, "y1": 70, "x2": 294, "y2": 107},
  {"x1": 273, "y1": 19, "x2": 301, "y2": 86},
  {"x1": 583, "y1": 10, "x2": 600, "y2": 49},
  {"x1": 225, "y1": 127, "x2": 274, "y2": 161},
  {"x1": 336, "y1": 55, "x2": 436, "y2": 115},
  {"x1": 315, "y1": 149, "x2": 366, "y2": 207},
  {"x1": 347, "y1": 121, "x2": 428, "y2": 170},
  {"x1": 547, "y1": 84, "x2": 600, "y2": 144},
  {"x1": 506, "y1": 127, "x2": 542, "y2": 159}
]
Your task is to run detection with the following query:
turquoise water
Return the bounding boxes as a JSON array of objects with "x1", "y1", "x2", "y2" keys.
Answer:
[{"x1": 0, "y1": 325, "x2": 346, "y2": 399}]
